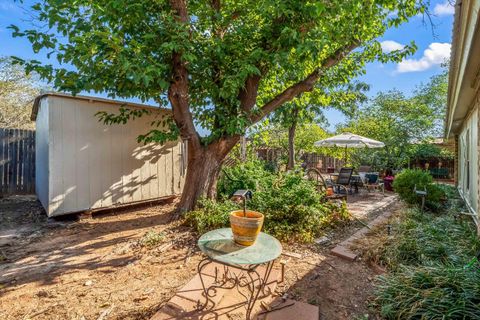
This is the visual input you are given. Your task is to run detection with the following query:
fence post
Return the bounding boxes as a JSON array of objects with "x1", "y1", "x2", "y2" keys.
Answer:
[{"x1": 0, "y1": 128, "x2": 4, "y2": 195}]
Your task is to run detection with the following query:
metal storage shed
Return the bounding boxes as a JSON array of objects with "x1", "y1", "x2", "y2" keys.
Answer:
[{"x1": 32, "y1": 93, "x2": 186, "y2": 217}]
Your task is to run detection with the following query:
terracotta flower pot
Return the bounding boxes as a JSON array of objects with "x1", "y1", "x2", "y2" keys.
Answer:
[
  {"x1": 229, "y1": 210, "x2": 264, "y2": 246},
  {"x1": 326, "y1": 187, "x2": 334, "y2": 196}
]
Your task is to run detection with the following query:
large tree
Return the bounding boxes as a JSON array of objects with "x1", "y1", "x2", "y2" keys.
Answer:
[
  {"x1": 271, "y1": 81, "x2": 369, "y2": 169},
  {"x1": 0, "y1": 57, "x2": 41, "y2": 129},
  {"x1": 412, "y1": 68, "x2": 448, "y2": 137},
  {"x1": 11, "y1": 0, "x2": 424, "y2": 211},
  {"x1": 339, "y1": 71, "x2": 447, "y2": 169}
]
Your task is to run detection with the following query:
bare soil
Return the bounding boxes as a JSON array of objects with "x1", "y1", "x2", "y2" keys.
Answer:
[{"x1": 0, "y1": 195, "x2": 392, "y2": 320}]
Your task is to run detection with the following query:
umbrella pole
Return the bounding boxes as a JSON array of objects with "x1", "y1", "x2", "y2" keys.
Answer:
[{"x1": 344, "y1": 146, "x2": 348, "y2": 164}]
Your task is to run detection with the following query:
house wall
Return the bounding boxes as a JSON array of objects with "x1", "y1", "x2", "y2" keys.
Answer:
[
  {"x1": 35, "y1": 98, "x2": 49, "y2": 209},
  {"x1": 457, "y1": 104, "x2": 479, "y2": 215},
  {"x1": 42, "y1": 95, "x2": 185, "y2": 216}
]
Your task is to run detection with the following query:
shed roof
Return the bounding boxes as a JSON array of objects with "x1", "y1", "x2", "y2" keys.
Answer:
[{"x1": 31, "y1": 92, "x2": 170, "y2": 121}]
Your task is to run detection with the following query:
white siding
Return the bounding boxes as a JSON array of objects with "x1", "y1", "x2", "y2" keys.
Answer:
[
  {"x1": 35, "y1": 99, "x2": 49, "y2": 209},
  {"x1": 458, "y1": 107, "x2": 478, "y2": 213},
  {"x1": 38, "y1": 95, "x2": 185, "y2": 217}
]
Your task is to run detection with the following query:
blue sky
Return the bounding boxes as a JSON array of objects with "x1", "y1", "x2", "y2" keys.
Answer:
[
  {"x1": 0, "y1": 0, "x2": 454, "y2": 131},
  {"x1": 326, "y1": 1, "x2": 454, "y2": 129}
]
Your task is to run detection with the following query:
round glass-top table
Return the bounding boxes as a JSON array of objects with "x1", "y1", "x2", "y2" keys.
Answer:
[
  {"x1": 196, "y1": 228, "x2": 282, "y2": 319},
  {"x1": 198, "y1": 228, "x2": 282, "y2": 266}
]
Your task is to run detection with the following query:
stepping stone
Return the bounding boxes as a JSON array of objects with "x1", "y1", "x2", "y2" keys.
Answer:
[
  {"x1": 255, "y1": 298, "x2": 319, "y2": 320},
  {"x1": 330, "y1": 246, "x2": 357, "y2": 261}
]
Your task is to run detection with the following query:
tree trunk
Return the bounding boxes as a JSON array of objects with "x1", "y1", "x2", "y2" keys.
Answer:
[
  {"x1": 176, "y1": 137, "x2": 239, "y2": 213},
  {"x1": 287, "y1": 108, "x2": 299, "y2": 170}
]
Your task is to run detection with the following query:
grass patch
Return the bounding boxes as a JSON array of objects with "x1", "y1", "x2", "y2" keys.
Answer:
[
  {"x1": 364, "y1": 185, "x2": 480, "y2": 319},
  {"x1": 376, "y1": 265, "x2": 480, "y2": 319},
  {"x1": 381, "y1": 208, "x2": 479, "y2": 269}
]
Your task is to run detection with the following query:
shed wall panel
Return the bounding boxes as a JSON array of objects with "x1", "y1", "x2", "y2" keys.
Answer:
[
  {"x1": 75, "y1": 98, "x2": 93, "y2": 211},
  {"x1": 43, "y1": 96, "x2": 184, "y2": 216},
  {"x1": 48, "y1": 96, "x2": 65, "y2": 214},
  {"x1": 35, "y1": 99, "x2": 49, "y2": 209}
]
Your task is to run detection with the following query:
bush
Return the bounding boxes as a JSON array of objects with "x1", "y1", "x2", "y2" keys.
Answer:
[
  {"x1": 393, "y1": 169, "x2": 445, "y2": 211},
  {"x1": 217, "y1": 159, "x2": 275, "y2": 198},
  {"x1": 187, "y1": 159, "x2": 351, "y2": 242},
  {"x1": 184, "y1": 198, "x2": 239, "y2": 234},
  {"x1": 249, "y1": 171, "x2": 350, "y2": 242}
]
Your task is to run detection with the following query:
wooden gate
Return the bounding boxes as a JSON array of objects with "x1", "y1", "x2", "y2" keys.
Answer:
[{"x1": 0, "y1": 128, "x2": 35, "y2": 195}]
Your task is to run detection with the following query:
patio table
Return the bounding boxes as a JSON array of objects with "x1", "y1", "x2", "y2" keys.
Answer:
[{"x1": 197, "y1": 228, "x2": 282, "y2": 319}]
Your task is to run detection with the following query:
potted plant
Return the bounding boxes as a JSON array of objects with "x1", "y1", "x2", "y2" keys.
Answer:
[{"x1": 230, "y1": 190, "x2": 264, "y2": 246}]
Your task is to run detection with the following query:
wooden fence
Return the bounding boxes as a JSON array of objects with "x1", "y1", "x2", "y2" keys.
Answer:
[
  {"x1": 256, "y1": 147, "x2": 345, "y2": 172},
  {"x1": 301, "y1": 152, "x2": 346, "y2": 172},
  {"x1": 0, "y1": 128, "x2": 35, "y2": 195}
]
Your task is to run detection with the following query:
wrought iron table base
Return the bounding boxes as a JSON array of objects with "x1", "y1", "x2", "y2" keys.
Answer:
[{"x1": 197, "y1": 257, "x2": 275, "y2": 320}]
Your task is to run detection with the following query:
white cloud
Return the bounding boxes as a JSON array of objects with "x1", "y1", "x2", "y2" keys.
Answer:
[
  {"x1": 380, "y1": 40, "x2": 405, "y2": 53},
  {"x1": 396, "y1": 42, "x2": 451, "y2": 73},
  {"x1": 0, "y1": 2, "x2": 21, "y2": 13},
  {"x1": 433, "y1": 1, "x2": 455, "y2": 16}
]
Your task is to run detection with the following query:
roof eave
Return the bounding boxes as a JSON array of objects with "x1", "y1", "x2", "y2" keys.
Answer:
[{"x1": 445, "y1": 0, "x2": 463, "y2": 138}]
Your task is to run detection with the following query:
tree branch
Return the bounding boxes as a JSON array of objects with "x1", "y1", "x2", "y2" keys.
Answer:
[
  {"x1": 239, "y1": 74, "x2": 261, "y2": 113},
  {"x1": 250, "y1": 42, "x2": 359, "y2": 124},
  {"x1": 210, "y1": 0, "x2": 220, "y2": 11},
  {"x1": 168, "y1": 0, "x2": 201, "y2": 151}
]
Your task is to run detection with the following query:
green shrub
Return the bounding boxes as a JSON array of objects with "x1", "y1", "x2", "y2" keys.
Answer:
[
  {"x1": 187, "y1": 159, "x2": 351, "y2": 242},
  {"x1": 249, "y1": 171, "x2": 350, "y2": 242},
  {"x1": 184, "y1": 198, "x2": 239, "y2": 234},
  {"x1": 393, "y1": 169, "x2": 445, "y2": 211},
  {"x1": 217, "y1": 159, "x2": 275, "y2": 198}
]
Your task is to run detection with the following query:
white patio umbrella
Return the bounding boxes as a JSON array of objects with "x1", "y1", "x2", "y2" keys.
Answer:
[{"x1": 314, "y1": 132, "x2": 385, "y2": 162}]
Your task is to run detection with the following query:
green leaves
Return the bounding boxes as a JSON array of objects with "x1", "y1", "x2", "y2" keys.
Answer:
[
  {"x1": 96, "y1": 106, "x2": 150, "y2": 124},
  {"x1": 216, "y1": 158, "x2": 350, "y2": 242},
  {"x1": 340, "y1": 68, "x2": 448, "y2": 170},
  {"x1": 11, "y1": 0, "x2": 425, "y2": 146}
]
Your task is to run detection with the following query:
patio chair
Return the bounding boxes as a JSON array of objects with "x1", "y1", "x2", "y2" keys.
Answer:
[
  {"x1": 363, "y1": 172, "x2": 384, "y2": 194},
  {"x1": 336, "y1": 167, "x2": 354, "y2": 193},
  {"x1": 305, "y1": 168, "x2": 348, "y2": 200}
]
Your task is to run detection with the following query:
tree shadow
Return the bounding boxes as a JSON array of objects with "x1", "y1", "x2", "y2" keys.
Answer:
[
  {"x1": 0, "y1": 197, "x2": 190, "y2": 290},
  {"x1": 131, "y1": 141, "x2": 178, "y2": 164}
]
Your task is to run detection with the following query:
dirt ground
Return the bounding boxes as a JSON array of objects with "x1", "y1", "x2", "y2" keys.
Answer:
[{"x1": 0, "y1": 195, "x2": 394, "y2": 320}]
